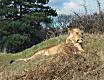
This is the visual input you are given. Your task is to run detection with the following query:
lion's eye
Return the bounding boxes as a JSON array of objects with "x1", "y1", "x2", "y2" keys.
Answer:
[{"x1": 81, "y1": 33, "x2": 83, "y2": 35}]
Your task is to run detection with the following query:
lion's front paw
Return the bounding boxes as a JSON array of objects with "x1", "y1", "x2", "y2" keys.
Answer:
[
  {"x1": 79, "y1": 49, "x2": 86, "y2": 55},
  {"x1": 80, "y1": 49, "x2": 85, "y2": 53}
]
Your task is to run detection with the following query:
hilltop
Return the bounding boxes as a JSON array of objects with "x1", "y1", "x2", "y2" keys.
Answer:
[{"x1": 0, "y1": 34, "x2": 104, "y2": 80}]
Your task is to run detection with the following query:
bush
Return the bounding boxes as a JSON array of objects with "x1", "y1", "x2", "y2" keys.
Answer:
[
  {"x1": 1, "y1": 34, "x2": 30, "y2": 53},
  {"x1": 0, "y1": 20, "x2": 46, "y2": 53}
]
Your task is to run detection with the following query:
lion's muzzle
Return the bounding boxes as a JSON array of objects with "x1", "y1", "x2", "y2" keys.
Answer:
[{"x1": 77, "y1": 38, "x2": 83, "y2": 43}]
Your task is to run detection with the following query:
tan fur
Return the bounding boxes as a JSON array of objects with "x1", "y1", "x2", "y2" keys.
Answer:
[
  {"x1": 66, "y1": 28, "x2": 84, "y2": 52},
  {"x1": 10, "y1": 28, "x2": 84, "y2": 64}
]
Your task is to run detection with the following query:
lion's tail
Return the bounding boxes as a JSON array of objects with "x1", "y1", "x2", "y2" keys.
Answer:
[
  {"x1": 9, "y1": 58, "x2": 28, "y2": 64},
  {"x1": 9, "y1": 50, "x2": 44, "y2": 64}
]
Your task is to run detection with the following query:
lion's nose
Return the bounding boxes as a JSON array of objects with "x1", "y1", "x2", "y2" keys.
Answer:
[{"x1": 77, "y1": 39, "x2": 80, "y2": 42}]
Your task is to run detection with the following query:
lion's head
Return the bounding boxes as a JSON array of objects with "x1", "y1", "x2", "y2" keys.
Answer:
[
  {"x1": 66, "y1": 28, "x2": 84, "y2": 52},
  {"x1": 66, "y1": 28, "x2": 84, "y2": 44}
]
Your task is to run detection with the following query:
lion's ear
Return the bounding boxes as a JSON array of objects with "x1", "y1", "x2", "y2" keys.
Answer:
[
  {"x1": 67, "y1": 28, "x2": 70, "y2": 34},
  {"x1": 67, "y1": 28, "x2": 73, "y2": 34}
]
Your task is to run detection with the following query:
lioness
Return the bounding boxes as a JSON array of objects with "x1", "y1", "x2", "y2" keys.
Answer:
[
  {"x1": 66, "y1": 28, "x2": 84, "y2": 52},
  {"x1": 10, "y1": 28, "x2": 84, "y2": 64}
]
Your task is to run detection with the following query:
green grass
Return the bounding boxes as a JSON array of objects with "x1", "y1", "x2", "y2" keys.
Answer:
[
  {"x1": 0, "y1": 35, "x2": 66, "y2": 72},
  {"x1": 0, "y1": 34, "x2": 104, "y2": 80}
]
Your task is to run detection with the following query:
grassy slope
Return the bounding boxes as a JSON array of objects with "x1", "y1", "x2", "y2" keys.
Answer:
[
  {"x1": 0, "y1": 34, "x2": 104, "y2": 80},
  {"x1": 0, "y1": 35, "x2": 66, "y2": 74},
  {"x1": 0, "y1": 35, "x2": 66, "y2": 62}
]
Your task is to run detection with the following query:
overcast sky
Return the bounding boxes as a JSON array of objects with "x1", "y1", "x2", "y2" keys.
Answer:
[{"x1": 48, "y1": 0, "x2": 104, "y2": 15}]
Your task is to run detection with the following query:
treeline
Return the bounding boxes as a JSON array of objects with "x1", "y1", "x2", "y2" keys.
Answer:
[
  {"x1": 69, "y1": 12, "x2": 104, "y2": 33},
  {"x1": 54, "y1": 0, "x2": 104, "y2": 33},
  {"x1": 0, "y1": 0, "x2": 57, "y2": 53},
  {"x1": 54, "y1": 12, "x2": 104, "y2": 34},
  {"x1": 0, "y1": 0, "x2": 104, "y2": 53}
]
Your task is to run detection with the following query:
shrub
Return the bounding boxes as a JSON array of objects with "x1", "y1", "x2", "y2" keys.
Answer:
[{"x1": 1, "y1": 34, "x2": 30, "y2": 53}]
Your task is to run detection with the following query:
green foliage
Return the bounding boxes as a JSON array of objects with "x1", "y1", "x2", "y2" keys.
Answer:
[
  {"x1": 23, "y1": 12, "x2": 52, "y2": 24},
  {"x1": 0, "y1": 0, "x2": 57, "y2": 53},
  {"x1": 0, "y1": 20, "x2": 45, "y2": 52},
  {"x1": 0, "y1": 0, "x2": 57, "y2": 20},
  {"x1": 3, "y1": 34, "x2": 30, "y2": 52}
]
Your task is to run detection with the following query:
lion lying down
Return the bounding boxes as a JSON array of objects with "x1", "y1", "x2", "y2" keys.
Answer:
[{"x1": 10, "y1": 28, "x2": 84, "y2": 64}]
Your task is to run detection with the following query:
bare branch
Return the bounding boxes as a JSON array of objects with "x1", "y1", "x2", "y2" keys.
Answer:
[
  {"x1": 96, "y1": 0, "x2": 101, "y2": 14},
  {"x1": 81, "y1": 0, "x2": 88, "y2": 15}
]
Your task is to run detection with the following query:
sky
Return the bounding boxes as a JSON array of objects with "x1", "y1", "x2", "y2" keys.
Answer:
[{"x1": 48, "y1": 0, "x2": 104, "y2": 15}]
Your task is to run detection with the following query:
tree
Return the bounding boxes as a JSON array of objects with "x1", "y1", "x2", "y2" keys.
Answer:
[
  {"x1": 0, "y1": 0, "x2": 57, "y2": 20},
  {"x1": 0, "y1": 0, "x2": 57, "y2": 53}
]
